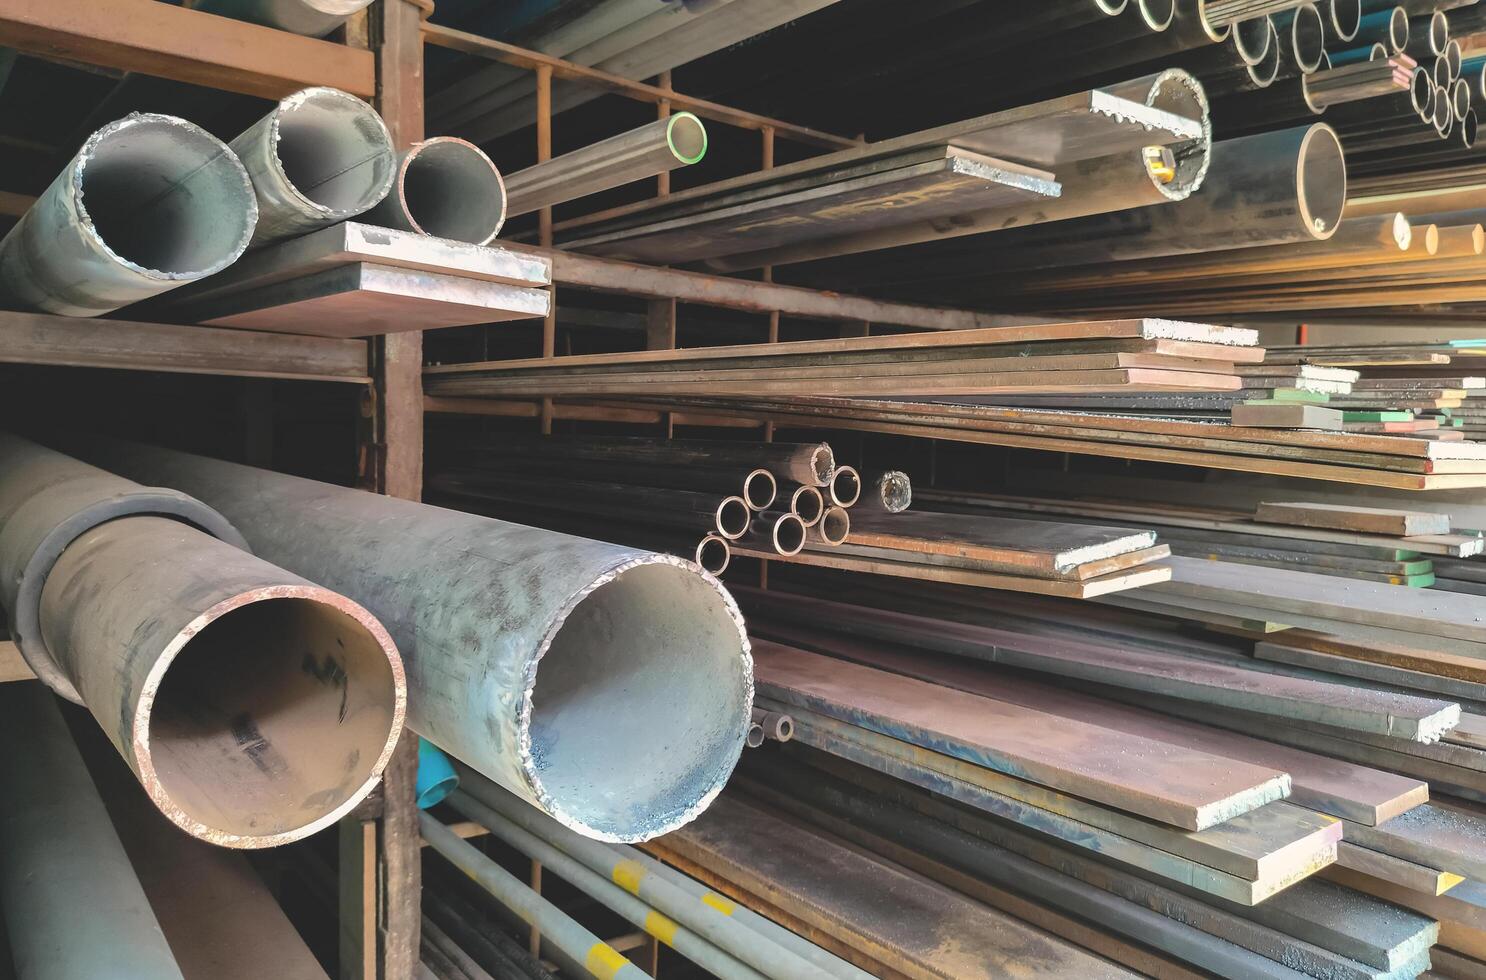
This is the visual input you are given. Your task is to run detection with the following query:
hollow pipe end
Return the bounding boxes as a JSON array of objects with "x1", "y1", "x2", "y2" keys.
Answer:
[{"x1": 130, "y1": 582, "x2": 407, "y2": 848}]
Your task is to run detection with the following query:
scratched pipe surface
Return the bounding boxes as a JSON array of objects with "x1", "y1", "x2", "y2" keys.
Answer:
[
  {"x1": 62, "y1": 437, "x2": 753, "y2": 842},
  {"x1": 0, "y1": 113, "x2": 256, "y2": 316},
  {"x1": 232, "y1": 87, "x2": 395, "y2": 245},
  {"x1": 0, "y1": 683, "x2": 184, "y2": 980},
  {"x1": 0, "y1": 433, "x2": 404, "y2": 847}
]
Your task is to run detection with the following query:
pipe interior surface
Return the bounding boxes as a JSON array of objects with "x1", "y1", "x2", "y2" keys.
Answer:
[
  {"x1": 792, "y1": 485, "x2": 825, "y2": 526},
  {"x1": 666, "y1": 114, "x2": 709, "y2": 165},
  {"x1": 1248, "y1": 21, "x2": 1282, "y2": 87},
  {"x1": 696, "y1": 536, "x2": 731, "y2": 575},
  {"x1": 1329, "y1": 0, "x2": 1360, "y2": 39},
  {"x1": 830, "y1": 466, "x2": 862, "y2": 508},
  {"x1": 818, "y1": 507, "x2": 851, "y2": 547},
  {"x1": 1291, "y1": 5, "x2": 1325, "y2": 72},
  {"x1": 527, "y1": 562, "x2": 751, "y2": 839},
  {"x1": 743, "y1": 469, "x2": 777, "y2": 511},
  {"x1": 1232, "y1": 15, "x2": 1272, "y2": 64},
  {"x1": 275, "y1": 91, "x2": 395, "y2": 216},
  {"x1": 143, "y1": 596, "x2": 400, "y2": 841},
  {"x1": 82, "y1": 118, "x2": 255, "y2": 278},
  {"x1": 400, "y1": 139, "x2": 507, "y2": 244},
  {"x1": 717, "y1": 497, "x2": 751, "y2": 538},
  {"x1": 772, "y1": 514, "x2": 807, "y2": 556},
  {"x1": 1391, "y1": 7, "x2": 1410, "y2": 51},
  {"x1": 1298, "y1": 126, "x2": 1346, "y2": 237},
  {"x1": 1137, "y1": 0, "x2": 1178, "y2": 31}
]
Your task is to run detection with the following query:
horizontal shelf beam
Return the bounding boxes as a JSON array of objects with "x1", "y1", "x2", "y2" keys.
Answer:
[
  {"x1": 421, "y1": 21, "x2": 857, "y2": 150},
  {"x1": 0, "y1": 311, "x2": 371, "y2": 383},
  {"x1": 0, "y1": 0, "x2": 375, "y2": 100}
]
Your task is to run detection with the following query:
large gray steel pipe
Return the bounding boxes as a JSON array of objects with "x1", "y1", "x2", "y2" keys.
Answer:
[
  {"x1": 0, "y1": 683, "x2": 185, "y2": 980},
  {"x1": 367, "y1": 137, "x2": 507, "y2": 245},
  {"x1": 60, "y1": 437, "x2": 754, "y2": 842},
  {"x1": 232, "y1": 87, "x2": 395, "y2": 245},
  {"x1": 504, "y1": 113, "x2": 709, "y2": 217},
  {"x1": 191, "y1": 0, "x2": 374, "y2": 37},
  {"x1": 0, "y1": 434, "x2": 407, "y2": 848},
  {"x1": 0, "y1": 114, "x2": 257, "y2": 316}
]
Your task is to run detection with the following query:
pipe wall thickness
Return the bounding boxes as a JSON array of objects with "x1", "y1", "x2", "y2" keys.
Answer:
[
  {"x1": 0, "y1": 683, "x2": 185, "y2": 980},
  {"x1": 62, "y1": 437, "x2": 753, "y2": 842},
  {"x1": 232, "y1": 87, "x2": 395, "y2": 245},
  {"x1": 0, "y1": 114, "x2": 256, "y2": 316}
]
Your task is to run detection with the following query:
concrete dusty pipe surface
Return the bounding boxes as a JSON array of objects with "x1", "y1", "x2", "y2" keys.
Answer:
[
  {"x1": 232, "y1": 87, "x2": 396, "y2": 245},
  {"x1": 0, "y1": 434, "x2": 405, "y2": 848},
  {"x1": 59, "y1": 437, "x2": 755, "y2": 842},
  {"x1": 0, "y1": 113, "x2": 257, "y2": 316}
]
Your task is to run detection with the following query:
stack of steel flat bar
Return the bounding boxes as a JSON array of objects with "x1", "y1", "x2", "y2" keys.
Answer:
[{"x1": 423, "y1": 317, "x2": 1256, "y2": 399}]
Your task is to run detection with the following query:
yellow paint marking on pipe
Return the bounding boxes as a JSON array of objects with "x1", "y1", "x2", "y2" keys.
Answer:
[
  {"x1": 1442, "y1": 873, "x2": 1466, "y2": 894},
  {"x1": 701, "y1": 891, "x2": 735, "y2": 915},
  {"x1": 585, "y1": 942, "x2": 629, "y2": 980},
  {"x1": 612, "y1": 859, "x2": 648, "y2": 895},
  {"x1": 644, "y1": 909, "x2": 679, "y2": 946}
]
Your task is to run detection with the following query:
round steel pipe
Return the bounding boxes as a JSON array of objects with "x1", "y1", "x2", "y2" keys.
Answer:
[
  {"x1": 1138, "y1": 0, "x2": 1179, "y2": 30},
  {"x1": 753, "y1": 511, "x2": 807, "y2": 557},
  {"x1": 751, "y1": 708, "x2": 795, "y2": 743},
  {"x1": 717, "y1": 494, "x2": 753, "y2": 539},
  {"x1": 1280, "y1": 4, "x2": 1326, "y2": 72},
  {"x1": 61, "y1": 438, "x2": 753, "y2": 842},
  {"x1": 816, "y1": 506, "x2": 851, "y2": 548},
  {"x1": 0, "y1": 684, "x2": 185, "y2": 980},
  {"x1": 504, "y1": 113, "x2": 708, "y2": 218},
  {"x1": 784, "y1": 484, "x2": 826, "y2": 527},
  {"x1": 746, "y1": 722, "x2": 766, "y2": 749},
  {"x1": 38, "y1": 516, "x2": 405, "y2": 847},
  {"x1": 697, "y1": 534, "x2": 732, "y2": 576},
  {"x1": 1329, "y1": 0, "x2": 1361, "y2": 39},
  {"x1": 828, "y1": 465, "x2": 862, "y2": 508},
  {"x1": 1354, "y1": 6, "x2": 1408, "y2": 52},
  {"x1": 189, "y1": 0, "x2": 373, "y2": 36},
  {"x1": 1232, "y1": 14, "x2": 1275, "y2": 64},
  {"x1": 232, "y1": 87, "x2": 395, "y2": 245},
  {"x1": 743, "y1": 468, "x2": 777, "y2": 511},
  {"x1": 368, "y1": 137, "x2": 507, "y2": 245},
  {"x1": 0, "y1": 114, "x2": 256, "y2": 316}
]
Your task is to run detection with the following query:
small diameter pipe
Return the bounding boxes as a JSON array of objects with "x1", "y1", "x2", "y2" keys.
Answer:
[
  {"x1": 38, "y1": 516, "x2": 406, "y2": 847},
  {"x1": 443, "y1": 792, "x2": 769, "y2": 980},
  {"x1": 742, "y1": 468, "x2": 778, "y2": 511},
  {"x1": 752, "y1": 511, "x2": 807, "y2": 557},
  {"x1": 504, "y1": 113, "x2": 708, "y2": 217},
  {"x1": 816, "y1": 506, "x2": 851, "y2": 548},
  {"x1": 0, "y1": 113, "x2": 256, "y2": 316},
  {"x1": 62, "y1": 437, "x2": 752, "y2": 843},
  {"x1": 696, "y1": 534, "x2": 732, "y2": 576},
  {"x1": 232, "y1": 87, "x2": 395, "y2": 245},
  {"x1": 783, "y1": 484, "x2": 826, "y2": 527},
  {"x1": 716, "y1": 495, "x2": 753, "y2": 540},
  {"x1": 420, "y1": 813, "x2": 650, "y2": 980},
  {"x1": 1354, "y1": 6, "x2": 1408, "y2": 52},
  {"x1": 1329, "y1": 0, "x2": 1361, "y2": 39},
  {"x1": 368, "y1": 137, "x2": 507, "y2": 245},
  {"x1": 1280, "y1": 3, "x2": 1326, "y2": 73},
  {"x1": 0, "y1": 683, "x2": 186, "y2": 980},
  {"x1": 1232, "y1": 14, "x2": 1275, "y2": 65},
  {"x1": 751, "y1": 708, "x2": 795, "y2": 743},
  {"x1": 1137, "y1": 0, "x2": 1178, "y2": 31},
  {"x1": 189, "y1": 0, "x2": 373, "y2": 36},
  {"x1": 828, "y1": 465, "x2": 862, "y2": 508},
  {"x1": 746, "y1": 722, "x2": 766, "y2": 749},
  {"x1": 452, "y1": 769, "x2": 846, "y2": 980}
]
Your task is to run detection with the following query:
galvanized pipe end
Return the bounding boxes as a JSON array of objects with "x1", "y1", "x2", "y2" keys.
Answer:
[
  {"x1": 742, "y1": 468, "x2": 777, "y2": 511},
  {"x1": 1137, "y1": 69, "x2": 1212, "y2": 202},
  {"x1": 828, "y1": 465, "x2": 862, "y2": 508},
  {"x1": 1297, "y1": 124, "x2": 1346, "y2": 239},
  {"x1": 518, "y1": 555, "x2": 752, "y2": 842},
  {"x1": 380, "y1": 137, "x2": 507, "y2": 246},
  {"x1": 874, "y1": 470, "x2": 913, "y2": 513},
  {"x1": 0, "y1": 114, "x2": 258, "y2": 316},
  {"x1": 37, "y1": 516, "x2": 406, "y2": 849},
  {"x1": 817, "y1": 506, "x2": 851, "y2": 547}
]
